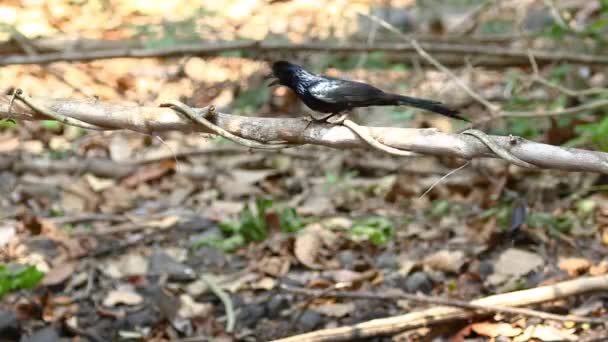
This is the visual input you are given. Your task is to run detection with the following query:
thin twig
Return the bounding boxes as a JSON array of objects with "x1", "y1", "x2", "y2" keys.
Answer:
[
  {"x1": 200, "y1": 274, "x2": 235, "y2": 333},
  {"x1": 462, "y1": 129, "x2": 536, "y2": 168},
  {"x1": 527, "y1": 51, "x2": 608, "y2": 98},
  {"x1": 161, "y1": 100, "x2": 292, "y2": 150},
  {"x1": 358, "y1": 11, "x2": 500, "y2": 115},
  {"x1": 13, "y1": 89, "x2": 108, "y2": 130},
  {"x1": 343, "y1": 119, "x2": 417, "y2": 157},
  {"x1": 419, "y1": 161, "x2": 471, "y2": 199}
]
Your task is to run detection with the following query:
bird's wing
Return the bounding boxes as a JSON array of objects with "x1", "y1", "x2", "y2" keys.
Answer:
[{"x1": 308, "y1": 79, "x2": 384, "y2": 104}]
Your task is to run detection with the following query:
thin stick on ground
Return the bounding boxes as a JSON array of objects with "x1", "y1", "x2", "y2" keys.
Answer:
[
  {"x1": 273, "y1": 275, "x2": 608, "y2": 342},
  {"x1": 281, "y1": 285, "x2": 607, "y2": 324},
  {"x1": 200, "y1": 274, "x2": 235, "y2": 333}
]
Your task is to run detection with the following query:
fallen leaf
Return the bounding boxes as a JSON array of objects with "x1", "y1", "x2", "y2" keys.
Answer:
[
  {"x1": 178, "y1": 294, "x2": 212, "y2": 318},
  {"x1": 257, "y1": 256, "x2": 290, "y2": 277},
  {"x1": 472, "y1": 322, "x2": 522, "y2": 337},
  {"x1": 103, "y1": 289, "x2": 143, "y2": 307},
  {"x1": 122, "y1": 159, "x2": 176, "y2": 187},
  {"x1": 42, "y1": 262, "x2": 76, "y2": 286},
  {"x1": 0, "y1": 137, "x2": 19, "y2": 152},
  {"x1": 558, "y1": 257, "x2": 591, "y2": 276},
  {"x1": 313, "y1": 302, "x2": 355, "y2": 317},
  {"x1": 251, "y1": 276, "x2": 277, "y2": 290},
  {"x1": 294, "y1": 226, "x2": 324, "y2": 269},
  {"x1": 424, "y1": 250, "x2": 466, "y2": 273},
  {"x1": 146, "y1": 215, "x2": 180, "y2": 229},
  {"x1": 514, "y1": 325, "x2": 577, "y2": 342},
  {"x1": 85, "y1": 174, "x2": 115, "y2": 192},
  {"x1": 0, "y1": 224, "x2": 16, "y2": 247},
  {"x1": 109, "y1": 134, "x2": 133, "y2": 162},
  {"x1": 102, "y1": 254, "x2": 148, "y2": 278},
  {"x1": 488, "y1": 248, "x2": 543, "y2": 286},
  {"x1": 589, "y1": 260, "x2": 608, "y2": 276}
]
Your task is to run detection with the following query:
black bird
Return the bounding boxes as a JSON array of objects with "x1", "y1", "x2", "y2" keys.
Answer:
[{"x1": 267, "y1": 61, "x2": 468, "y2": 122}]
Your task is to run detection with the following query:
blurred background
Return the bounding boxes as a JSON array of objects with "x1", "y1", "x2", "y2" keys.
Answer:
[{"x1": 1, "y1": 0, "x2": 608, "y2": 341}]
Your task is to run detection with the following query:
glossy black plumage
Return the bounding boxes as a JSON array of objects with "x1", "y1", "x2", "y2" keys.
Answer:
[{"x1": 268, "y1": 60, "x2": 468, "y2": 121}]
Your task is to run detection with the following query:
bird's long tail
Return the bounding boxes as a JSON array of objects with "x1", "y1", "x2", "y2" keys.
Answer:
[{"x1": 382, "y1": 94, "x2": 469, "y2": 122}]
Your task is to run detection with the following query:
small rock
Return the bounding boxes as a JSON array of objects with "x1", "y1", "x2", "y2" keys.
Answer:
[
  {"x1": 238, "y1": 303, "x2": 266, "y2": 328},
  {"x1": 266, "y1": 295, "x2": 288, "y2": 318},
  {"x1": 404, "y1": 272, "x2": 433, "y2": 294},
  {"x1": 375, "y1": 252, "x2": 398, "y2": 269},
  {"x1": 297, "y1": 310, "x2": 322, "y2": 332},
  {"x1": 148, "y1": 248, "x2": 195, "y2": 281},
  {"x1": 0, "y1": 309, "x2": 20, "y2": 340},
  {"x1": 23, "y1": 327, "x2": 59, "y2": 342},
  {"x1": 337, "y1": 250, "x2": 356, "y2": 269}
]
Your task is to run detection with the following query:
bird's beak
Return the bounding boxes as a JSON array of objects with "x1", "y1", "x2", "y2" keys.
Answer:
[{"x1": 264, "y1": 73, "x2": 280, "y2": 87}]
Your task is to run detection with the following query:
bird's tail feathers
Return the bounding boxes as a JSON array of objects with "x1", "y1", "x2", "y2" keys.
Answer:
[{"x1": 385, "y1": 94, "x2": 469, "y2": 122}]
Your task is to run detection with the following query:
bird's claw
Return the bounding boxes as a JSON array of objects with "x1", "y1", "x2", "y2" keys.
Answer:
[{"x1": 326, "y1": 114, "x2": 348, "y2": 125}]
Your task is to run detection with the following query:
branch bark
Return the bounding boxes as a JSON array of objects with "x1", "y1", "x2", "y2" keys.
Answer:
[
  {"x1": 1, "y1": 39, "x2": 607, "y2": 66},
  {"x1": 2, "y1": 95, "x2": 608, "y2": 174}
]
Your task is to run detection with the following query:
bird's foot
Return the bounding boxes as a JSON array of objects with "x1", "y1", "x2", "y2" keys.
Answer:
[{"x1": 326, "y1": 113, "x2": 348, "y2": 125}]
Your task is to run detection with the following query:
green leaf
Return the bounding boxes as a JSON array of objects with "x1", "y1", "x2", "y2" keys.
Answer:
[
  {"x1": 349, "y1": 217, "x2": 394, "y2": 245},
  {"x1": 0, "y1": 265, "x2": 44, "y2": 298},
  {"x1": 42, "y1": 120, "x2": 61, "y2": 130},
  {"x1": 280, "y1": 207, "x2": 304, "y2": 233}
]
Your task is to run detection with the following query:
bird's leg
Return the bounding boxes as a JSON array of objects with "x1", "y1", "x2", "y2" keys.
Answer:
[{"x1": 326, "y1": 113, "x2": 348, "y2": 125}]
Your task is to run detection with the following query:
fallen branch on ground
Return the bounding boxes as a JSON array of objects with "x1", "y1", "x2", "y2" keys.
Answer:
[
  {"x1": 273, "y1": 275, "x2": 608, "y2": 342},
  {"x1": 282, "y1": 285, "x2": 606, "y2": 324},
  {"x1": 2, "y1": 94, "x2": 608, "y2": 174}
]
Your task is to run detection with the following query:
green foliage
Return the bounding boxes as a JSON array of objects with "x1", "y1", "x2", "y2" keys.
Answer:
[
  {"x1": 573, "y1": 116, "x2": 608, "y2": 151},
  {"x1": 193, "y1": 198, "x2": 305, "y2": 252},
  {"x1": 133, "y1": 7, "x2": 213, "y2": 49},
  {"x1": 0, "y1": 265, "x2": 44, "y2": 298},
  {"x1": 233, "y1": 87, "x2": 270, "y2": 113},
  {"x1": 0, "y1": 119, "x2": 17, "y2": 129},
  {"x1": 42, "y1": 120, "x2": 61, "y2": 130},
  {"x1": 479, "y1": 19, "x2": 513, "y2": 35},
  {"x1": 349, "y1": 217, "x2": 394, "y2": 245},
  {"x1": 279, "y1": 207, "x2": 305, "y2": 233},
  {"x1": 527, "y1": 211, "x2": 574, "y2": 235},
  {"x1": 317, "y1": 53, "x2": 409, "y2": 71}
]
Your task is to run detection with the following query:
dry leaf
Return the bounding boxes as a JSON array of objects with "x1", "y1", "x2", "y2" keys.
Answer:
[
  {"x1": 314, "y1": 302, "x2": 355, "y2": 318},
  {"x1": 178, "y1": 294, "x2": 213, "y2": 318},
  {"x1": 103, "y1": 289, "x2": 143, "y2": 307},
  {"x1": 424, "y1": 250, "x2": 466, "y2": 273},
  {"x1": 488, "y1": 248, "x2": 543, "y2": 286},
  {"x1": 294, "y1": 225, "x2": 325, "y2": 269},
  {"x1": 42, "y1": 262, "x2": 76, "y2": 286},
  {"x1": 471, "y1": 322, "x2": 522, "y2": 337},
  {"x1": 558, "y1": 257, "x2": 591, "y2": 276},
  {"x1": 514, "y1": 325, "x2": 577, "y2": 342},
  {"x1": 122, "y1": 159, "x2": 176, "y2": 187}
]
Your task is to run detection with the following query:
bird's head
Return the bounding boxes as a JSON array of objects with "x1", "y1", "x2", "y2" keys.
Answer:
[{"x1": 266, "y1": 61, "x2": 306, "y2": 88}]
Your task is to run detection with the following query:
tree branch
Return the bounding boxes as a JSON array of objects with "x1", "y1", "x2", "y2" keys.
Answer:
[
  {"x1": 2, "y1": 94, "x2": 608, "y2": 174},
  {"x1": 1, "y1": 39, "x2": 607, "y2": 66}
]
